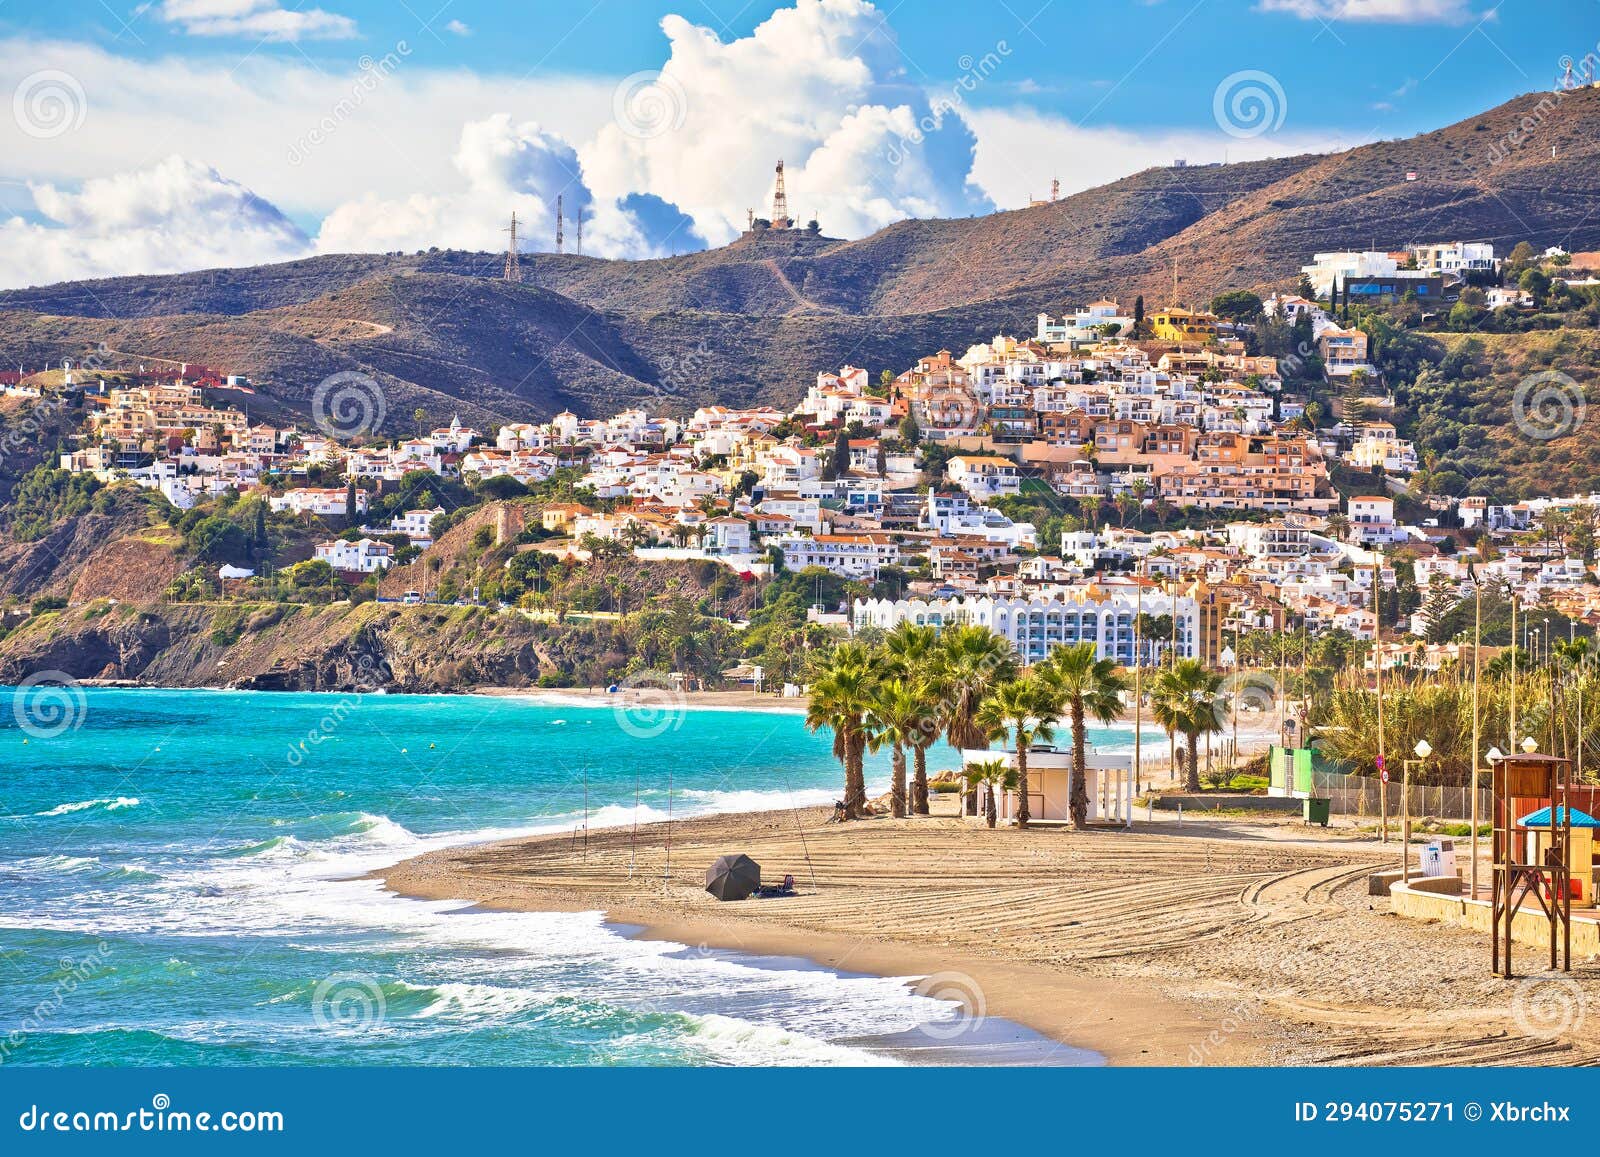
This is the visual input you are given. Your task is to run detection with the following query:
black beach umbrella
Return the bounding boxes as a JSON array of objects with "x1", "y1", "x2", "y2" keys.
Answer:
[{"x1": 704, "y1": 853, "x2": 761, "y2": 901}]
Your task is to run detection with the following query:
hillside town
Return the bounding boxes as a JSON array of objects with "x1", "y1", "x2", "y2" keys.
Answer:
[{"x1": 38, "y1": 238, "x2": 1600, "y2": 675}]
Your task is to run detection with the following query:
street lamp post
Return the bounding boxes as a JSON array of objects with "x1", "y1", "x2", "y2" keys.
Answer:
[{"x1": 1401, "y1": 738, "x2": 1432, "y2": 883}]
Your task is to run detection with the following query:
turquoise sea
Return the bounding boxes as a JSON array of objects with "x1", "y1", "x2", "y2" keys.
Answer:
[{"x1": 0, "y1": 688, "x2": 1135, "y2": 1066}]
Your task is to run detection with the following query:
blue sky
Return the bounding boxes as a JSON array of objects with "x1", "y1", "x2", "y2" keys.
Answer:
[
  {"x1": 14, "y1": 0, "x2": 1586, "y2": 132},
  {"x1": 0, "y1": 0, "x2": 1591, "y2": 284}
]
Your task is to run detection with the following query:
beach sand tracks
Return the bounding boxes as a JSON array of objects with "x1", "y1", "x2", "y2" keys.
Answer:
[{"x1": 389, "y1": 807, "x2": 1600, "y2": 1066}]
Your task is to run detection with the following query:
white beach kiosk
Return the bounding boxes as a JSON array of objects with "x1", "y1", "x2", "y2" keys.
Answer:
[{"x1": 961, "y1": 743, "x2": 1135, "y2": 826}]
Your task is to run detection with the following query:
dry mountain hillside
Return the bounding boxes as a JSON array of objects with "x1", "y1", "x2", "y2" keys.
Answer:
[{"x1": 3, "y1": 88, "x2": 1598, "y2": 426}]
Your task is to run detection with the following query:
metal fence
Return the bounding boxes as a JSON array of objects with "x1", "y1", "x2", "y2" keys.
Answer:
[{"x1": 1310, "y1": 771, "x2": 1491, "y2": 823}]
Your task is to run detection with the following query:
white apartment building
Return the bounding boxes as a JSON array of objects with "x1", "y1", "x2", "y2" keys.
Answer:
[
  {"x1": 853, "y1": 587, "x2": 1199, "y2": 667},
  {"x1": 776, "y1": 533, "x2": 903, "y2": 580}
]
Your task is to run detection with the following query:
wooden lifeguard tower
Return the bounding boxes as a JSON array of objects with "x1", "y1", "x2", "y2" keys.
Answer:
[{"x1": 1490, "y1": 753, "x2": 1573, "y2": 978}]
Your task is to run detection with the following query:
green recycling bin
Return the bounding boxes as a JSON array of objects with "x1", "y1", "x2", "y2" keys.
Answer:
[{"x1": 1303, "y1": 797, "x2": 1330, "y2": 827}]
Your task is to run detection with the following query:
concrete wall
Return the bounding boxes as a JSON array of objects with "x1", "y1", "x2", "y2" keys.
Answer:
[
  {"x1": 1389, "y1": 881, "x2": 1600, "y2": 957},
  {"x1": 1151, "y1": 793, "x2": 1303, "y2": 813}
]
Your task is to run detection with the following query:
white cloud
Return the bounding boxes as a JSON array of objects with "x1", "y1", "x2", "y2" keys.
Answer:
[
  {"x1": 579, "y1": 0, "x2": 990, "y2": 244},
  {"x1": 316, "y1": 114, "x2": 698, "y2": 260},
  {"x1": 444, "y1": 20, "x2": 471, "y2": 36},
  {"x1": 156, "y1": 0, "x2": 358, "y2": 41},
  {"x1": 963, "y1": 106, "x2": 1349, "y2": 209},
  {"x1": 1257, "y1": 0, "x2": 1482, "y2": 23},
  {"x1": 0, "y1": 2, "x2": 1392, "y2": 286},
  {"x1": 0, "y1": 156, "x2": 310, "y2": 288},
  {"x1": 0, "y1": 38, "x2": 615, "y2": 225}
]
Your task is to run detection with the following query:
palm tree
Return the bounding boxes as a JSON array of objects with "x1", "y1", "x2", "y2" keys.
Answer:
[
  {"x1": 882, "y1": 622, "x2": 943, "y2": 815},
  {"x1": 1040, "y1": 642, "x2": 1129, "y2": 828},
  {"x1": 976, "y1": 675, "x2": 1063, "y2": 829},
  {"x1": 963, "y1": 758, "x2": 1016, "y2": 828},
  {"x1": 937, "y1": 625, "x2": 1017, "y2": 748},
  {"x1": 805, "y1": 643, "x2": 878, "y2": 818},
  {"x1": 1150, "y1": 658, "x2": 1224, "y2": 792},
  {"x1": 867, "y1": 677, "x2": 931, "y2": 818},
  {"x1": 935, "y1": 624, "x2": 1017, "y2": 817}
]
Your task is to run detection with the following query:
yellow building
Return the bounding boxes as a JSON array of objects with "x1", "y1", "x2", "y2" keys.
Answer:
[{"x1": 1150, "y1": 307, "x2": 1219, "y2": 344}]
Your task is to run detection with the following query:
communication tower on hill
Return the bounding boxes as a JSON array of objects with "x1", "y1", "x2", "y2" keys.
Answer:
[
  {"x1": 555, "y1": 194, "x2": 564, "y2": 255},
  {"x1": 770, "y1": 159, "x2": 792, "y2": 229},
  {"x1": 502, "y1": 212, "x2": 522, "y2": 282}
]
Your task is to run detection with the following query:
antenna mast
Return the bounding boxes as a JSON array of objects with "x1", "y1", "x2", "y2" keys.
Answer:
[
  {"x1": 555, "y1": 194, "x2": 564, "y2": 255},
  {"x1": 771, "y1": 159, "x2": 791, "y2": 229},
  {"x1": 503, "y1": 212, "x2": 521, "y2": 282},
  {"x1": 575, "y1": 208, "x2": 582, "y2": 256}
]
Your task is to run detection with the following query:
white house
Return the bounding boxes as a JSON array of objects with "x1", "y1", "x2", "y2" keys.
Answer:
[
  {"x1": 390, "y1": 507, "x2": 444, "y2": 541},
  {"x1": 270, "y1": 487, "x2": 367, "y2": 517},
  {"x1": 946, "y1": 455, "x2": 1021, "y2": 500},
  {"x1": 961, "y1": 745, "x2": 1133, "y2": 826},
  {"x1": 1347, "y1": 496, "x2": 1402, "y2": 545},
  {"x1": 315, "y1": 537, "x2": 394, "y2": 573},
  {"x1": 1411, "y1": 240, "x2": 1497, "y2": 278},
  {"x1": 497, "y1": 422, "x2": 547, "y2": 452},
  {"x1": 703, "y1": 516, "x2": 753, "y2": 555}
]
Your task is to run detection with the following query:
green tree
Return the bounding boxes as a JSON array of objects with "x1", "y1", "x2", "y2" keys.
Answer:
[
  {"x1": 1150, "y1": 659, "x2": 1224, "y2": 792},
  {"x1": 1210, "y1": 289, "x2": 1264, "y2": 323},
  {"x1": 963, "y1": 758, "x2": 1015, "y2": 829},
  {"x1": 977, "y1": 675, "x2": 1063, "y2": 829},
  {"x1": 881, "y1": 622, "x2": 944, "y2": 814},
  {"x1": 1039, "y1": 642, "x2": 1129, "y2": 828},
  {"x1": 868, "y1": 677, "x2": 929, "y2": 818},
  {"x1": 805, "y1": 642, "x2": 879, "y2": 818}
]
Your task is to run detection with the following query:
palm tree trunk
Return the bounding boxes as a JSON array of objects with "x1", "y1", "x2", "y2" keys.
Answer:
[
  {"x1": 1070, "y1": 697, "x2": 1089, "y2": 829},
  {"x1": 1016, "y1": 741, "x2": 1030, "y2": 829},
  {"x1": 846, "y1": 732, "x2": 867, "y2": 817},
  {"x1": 912, "y1": 746, "x2": 929, "y2": 815},
  {"x1": 985, "y1": 784, "x2": 997, "y2": 828},
  {"x1": 1184, "y1": 731, "x2": 1202, "y2": 792},
  {"x1": 891, "y1": 744, "x2": 907, "y2": 818}
]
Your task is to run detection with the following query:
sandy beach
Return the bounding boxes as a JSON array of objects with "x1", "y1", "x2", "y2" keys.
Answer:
[{"x1": 383, "y1": 799, "x2": 1600, "y2": 1067}]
